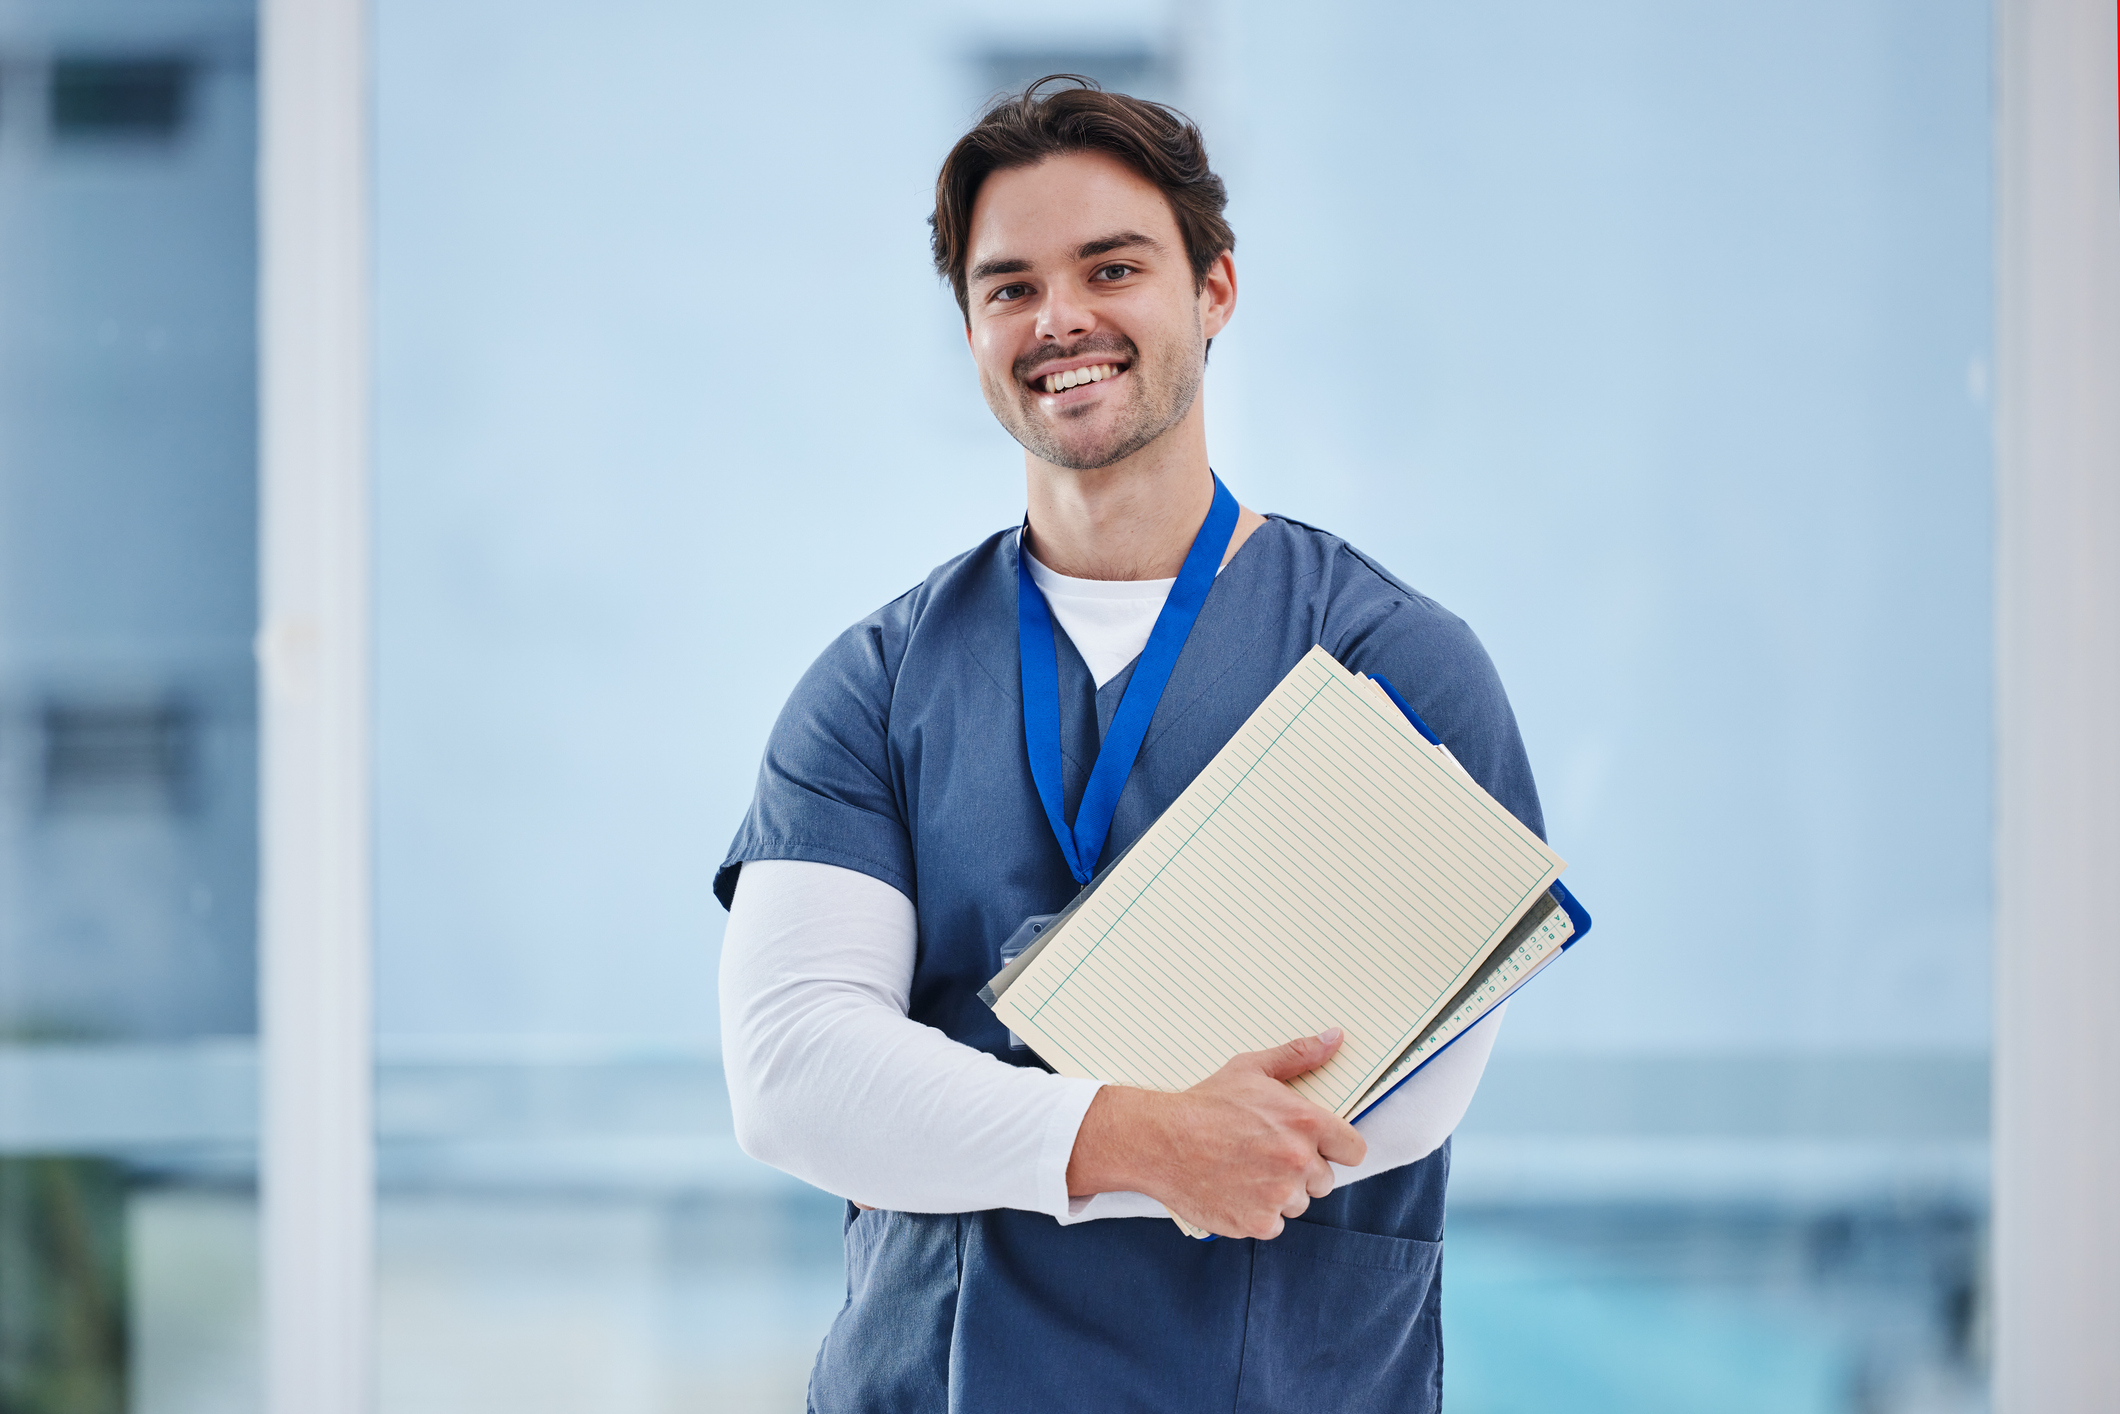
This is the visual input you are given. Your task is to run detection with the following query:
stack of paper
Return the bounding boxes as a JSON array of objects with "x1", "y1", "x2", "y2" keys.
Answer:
[{"x1": 982, "y1": 646, "x2": 1580, "y2": 1231}]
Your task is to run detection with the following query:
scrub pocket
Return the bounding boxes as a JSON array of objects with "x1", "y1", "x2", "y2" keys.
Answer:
[
  {"x1": 1232, "y1": 1219, "x2": 1443, "y2": 1414},
  {"x1": 809, "y1": 1208, "x2": 959, "y2": 1414}
]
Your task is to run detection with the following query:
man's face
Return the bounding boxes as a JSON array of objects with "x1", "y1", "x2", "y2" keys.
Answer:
[{"x1": 963, "y1": 151, "x2": 1233, "y2": 471}]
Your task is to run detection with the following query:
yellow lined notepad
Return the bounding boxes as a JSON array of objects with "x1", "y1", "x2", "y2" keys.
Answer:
[{"x1": 987, "y1": 646, "x2": 1566, "y2": 1127}]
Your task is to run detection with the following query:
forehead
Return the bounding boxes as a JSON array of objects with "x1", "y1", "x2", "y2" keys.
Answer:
[{"x1": 967, "y1": 150, "x2": 1182, "y2": 267}]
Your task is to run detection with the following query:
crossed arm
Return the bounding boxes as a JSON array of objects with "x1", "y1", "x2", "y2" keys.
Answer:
[{"x1": 721, "y1": 858, "x2": 1505, "y2": 1238}]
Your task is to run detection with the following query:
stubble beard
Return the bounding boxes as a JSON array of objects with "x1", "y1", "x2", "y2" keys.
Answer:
[{"x1": 985, "y1": 326, "x2": 1205, "y2": 472}]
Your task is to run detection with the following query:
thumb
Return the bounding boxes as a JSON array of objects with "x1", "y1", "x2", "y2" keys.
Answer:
[{"x1": 1252, "y1": 1029, "x2": 1344, "y2": 1082}]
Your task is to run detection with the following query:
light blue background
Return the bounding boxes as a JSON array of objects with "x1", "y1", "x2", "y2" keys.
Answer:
[{"x1": 375, "y1": 0, "x2": 1991, "y2": 1057}]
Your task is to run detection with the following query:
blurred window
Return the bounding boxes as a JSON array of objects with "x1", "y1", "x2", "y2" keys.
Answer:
[
  {"x1": 978, "y1": 47, "x2": 1171, "y2": 104},
  {"x1": 49, "y1": 59, "x2": 191, "y2": 141},
  {"x1": 0, "y1": 8, "x2": 257, "y2": 1412},
  {"x1": 39, "y1": 702, "x2": 196, "y2": 814},
  {"x1": 371, "y1": 4, "x2": 1992, "y2": 1411}
]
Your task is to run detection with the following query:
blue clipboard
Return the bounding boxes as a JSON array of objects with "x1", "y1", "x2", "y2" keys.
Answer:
[
  {"x1": 1188, "y1": 671, "x2": 1592, "y2": 1239},
  {"x1": 1344, "y1": 675, "x2": 1593, "y2": 1121}
]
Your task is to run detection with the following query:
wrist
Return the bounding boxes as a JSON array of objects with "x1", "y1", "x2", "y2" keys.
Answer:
[{"x1": 1066, "y1": 1085, "x2": 1182, "y2": 1198}]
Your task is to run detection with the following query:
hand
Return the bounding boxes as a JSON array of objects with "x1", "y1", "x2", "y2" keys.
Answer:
[{"x1": 1065, "y1": 1030, "x2": 1368, "y2": 1239}]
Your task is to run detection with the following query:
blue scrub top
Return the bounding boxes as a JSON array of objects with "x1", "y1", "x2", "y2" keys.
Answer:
[{"x1": 719, "y1": 515, "x2": 1544, "y2": 1414}]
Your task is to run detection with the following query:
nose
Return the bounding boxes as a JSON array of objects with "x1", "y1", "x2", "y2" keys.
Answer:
[{"x1": 1033, "y1": 280, "x2": 1094, "y2": 344}]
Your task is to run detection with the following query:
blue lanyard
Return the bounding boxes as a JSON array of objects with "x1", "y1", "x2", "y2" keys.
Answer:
[{"x1": 1017, "y1": 474, "x2": 1241, "y2": 885}]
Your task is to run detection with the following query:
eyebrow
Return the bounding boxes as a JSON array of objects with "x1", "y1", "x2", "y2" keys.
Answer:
[
  {"x1": 968, "y1": 231, "x2": 1167, "y2": 286},
  {"x1": 1076, "y1": 231, "x2": 1163, "y2": 260}
]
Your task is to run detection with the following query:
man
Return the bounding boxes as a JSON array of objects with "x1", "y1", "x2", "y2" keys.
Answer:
[{"x1": 717, "y1": 79, "x2": 1544, "y2": 1412}]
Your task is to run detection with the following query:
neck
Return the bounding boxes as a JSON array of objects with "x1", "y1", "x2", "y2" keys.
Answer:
[{"x1": 1023, "y1": 406, "x2": 1217, "y2": 580}]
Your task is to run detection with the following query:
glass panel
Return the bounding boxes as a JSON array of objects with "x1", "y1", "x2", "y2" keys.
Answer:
[
  {"x1": 1284, "y1": 10, "x2": 1992, "y2": 1410},
  {"x1": 0, "y1": 2, "x2": 260, "y2": 1411},
  {"x1": 375, "y1": 3, "x2": 1990, "y2": 1410}
]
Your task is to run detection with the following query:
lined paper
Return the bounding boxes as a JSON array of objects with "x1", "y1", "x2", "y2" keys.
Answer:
[
  {"x1": 990, "y1": 645, "x2": 1565, "y2": 1120},
  {"x1": 1351, "y1": 893, "x2": 1574, "y2": 1115},
  {"x1": 1355, "y1": 675, "x2": 1470, "y2": 780}
]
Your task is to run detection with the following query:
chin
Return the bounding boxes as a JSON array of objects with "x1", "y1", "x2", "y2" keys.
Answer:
[
  {"x1": 1046, "y1": 437, "x2": 1153, "y2": 473},
  {"x1": 1040, "y1": 409, "x2": 1158, "y2": 467}
]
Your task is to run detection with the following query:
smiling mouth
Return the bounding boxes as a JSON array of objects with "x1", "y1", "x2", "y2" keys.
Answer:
[{"x1": 1032, "y1": 361, "x2": 1129, "y2": 396}]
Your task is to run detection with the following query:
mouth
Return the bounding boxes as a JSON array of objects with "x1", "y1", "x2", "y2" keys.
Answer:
[{"x1": 1025, "y1": 359, "x2": 1131, "y2": 400}]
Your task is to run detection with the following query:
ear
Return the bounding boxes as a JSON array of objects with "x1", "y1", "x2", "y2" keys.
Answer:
[
  {"x1": 1204, "y1": 250, "x2": 1238, "y2": 341},
  {"x1": 1198, "y1": 250, "x2": 1238, "y2": 340}
]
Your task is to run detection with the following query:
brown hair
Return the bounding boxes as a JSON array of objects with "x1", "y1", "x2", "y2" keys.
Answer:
[{"x1": 930, "y1": 76, "x2": 1234, "y2": 321}]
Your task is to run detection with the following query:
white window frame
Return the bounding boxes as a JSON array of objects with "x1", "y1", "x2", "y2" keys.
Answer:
[
  {"x1": 1993, "y1": 0, "x2": 2120, "y2": 1407},
  {"x1": 258, "y1": 0, "x2": 373, "y2": 1409}
]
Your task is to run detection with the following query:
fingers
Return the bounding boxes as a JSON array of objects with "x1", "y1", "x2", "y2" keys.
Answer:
[
  {"x1": 1251, "y1": 1027, "x2": 1345, "y2": 1082},
  {"x1": 1304, "y1": 1156, "x2": 1336, "y2": 1200},
  {"x1": 1184, "y1": 1031, "x2": 1358, "y2": 1240},
  {"x1": 1281, "y1": 1160, "x2": 1332, "y2": 1218},
  {"x1": 1316, "y1": 1114, "x2": 1367, "y2": 1169}
]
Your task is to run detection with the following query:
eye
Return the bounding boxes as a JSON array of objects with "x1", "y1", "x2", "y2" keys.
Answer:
[
  {"x1": 1094, "y1": 264, "x2": 1134, "y2": 281},
  {"x1": 990, "y1": 282, "x2": 1033, "y2": 303}
]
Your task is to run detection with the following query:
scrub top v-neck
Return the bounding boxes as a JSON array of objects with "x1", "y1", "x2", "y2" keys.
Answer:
[{"x1": 718, "y1": 513, "x2": 1544, "y2": 1414}]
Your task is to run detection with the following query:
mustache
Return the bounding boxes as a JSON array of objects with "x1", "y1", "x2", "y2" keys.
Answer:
[{"x1": 1014, "y1": 336, "x2": 1139, "y2": 385}]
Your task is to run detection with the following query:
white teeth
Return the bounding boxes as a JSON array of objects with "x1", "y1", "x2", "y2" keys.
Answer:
[{"x1": 1042, "y1": 364, "x2": 1119, "y2": 394}]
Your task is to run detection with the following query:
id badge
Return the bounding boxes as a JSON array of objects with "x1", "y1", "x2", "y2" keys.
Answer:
[{"x1": 996, "y1": 913, "x2": 1057, "y2": 1049}]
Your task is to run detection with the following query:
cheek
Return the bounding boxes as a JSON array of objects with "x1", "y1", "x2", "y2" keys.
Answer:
[
  {"x1": 970, "y1": 331, "x2": 1016, "y2": 388},
  {"x1": 976, "y1": 362, "x2": 1019, "y2": 405},
  {"x1": 970, "y1": 346, "x2": 1022, "y2": 411}
]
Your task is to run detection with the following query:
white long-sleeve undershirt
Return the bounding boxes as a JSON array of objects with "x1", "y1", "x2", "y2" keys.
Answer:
[
  {"x1": 720, "y1": 860, "x2": 1506, "y2": 1222},
  {"x1": 719, "y1": 548, "x2": 1504, "y2": 1222}
]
